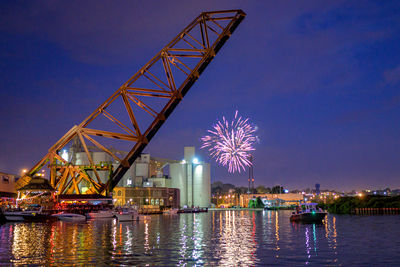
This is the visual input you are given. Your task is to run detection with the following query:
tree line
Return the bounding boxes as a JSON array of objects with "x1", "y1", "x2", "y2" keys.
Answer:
[{"x1": 211, "y1": 181, "x2": 286, "y2": 195}]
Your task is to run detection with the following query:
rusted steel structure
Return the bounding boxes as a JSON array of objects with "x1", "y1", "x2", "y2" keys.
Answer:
[{"x1": 16, "y1": 10, "x2": 246, "y2": 195}]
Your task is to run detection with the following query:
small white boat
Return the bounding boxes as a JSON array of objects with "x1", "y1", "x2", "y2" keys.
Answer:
[
  {"x1": 52, "y1": 212, "x2": 86, "y2": 222},
  {"x1": 86, "y1": 210, "x2": 116, "y2": 219},
  {"x1": 115, "y1": 208, "x2": 138, "y2": 222}
]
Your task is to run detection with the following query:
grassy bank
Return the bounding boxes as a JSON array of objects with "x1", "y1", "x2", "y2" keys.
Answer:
[{"x1": 327, "y1": 195, "x2": 400, "y2": 214}]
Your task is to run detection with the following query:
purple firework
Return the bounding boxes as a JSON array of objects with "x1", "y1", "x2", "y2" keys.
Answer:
[{"x1": 201, "y1": 111, "x2": 257, "y2": 173}]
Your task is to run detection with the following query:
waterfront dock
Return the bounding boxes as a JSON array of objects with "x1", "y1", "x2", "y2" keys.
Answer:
[{"x1": 353, "y1": 208, "x2": 400, "y2": 215}]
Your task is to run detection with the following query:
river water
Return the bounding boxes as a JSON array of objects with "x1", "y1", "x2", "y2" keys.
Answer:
[{"x1": 0, "y1": 210, "x2": 399, "y2": 266}]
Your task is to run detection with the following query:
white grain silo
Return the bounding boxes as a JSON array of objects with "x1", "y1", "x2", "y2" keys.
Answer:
[
  {"x1": 92, "y1": 152, "x2": 112, "y2": 183},
  {"x1": 169, "y1": 147, "x2": 211, "y2": 208},
  {"x1": 170, "y1": 162, "x2": 187, "y2": 207},
  {"x1": 75, "y1": 152, "x2": 90, "y2": 165},
  {"x1": 193, "y1": 163, "x2": 211, "y2": 207}
]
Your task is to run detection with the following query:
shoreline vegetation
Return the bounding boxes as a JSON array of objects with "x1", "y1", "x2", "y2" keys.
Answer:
[
  {"x1": 210, "y1": 195, "x2": 400, "y2": 215},
  {"x1": 323, "y1": 195, "x2": 400, "y2": 214}
]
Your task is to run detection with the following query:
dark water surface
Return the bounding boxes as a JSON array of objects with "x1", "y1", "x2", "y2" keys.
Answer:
[{"x1": 1, "y1": 210, "x2": 399, "y2": 266}]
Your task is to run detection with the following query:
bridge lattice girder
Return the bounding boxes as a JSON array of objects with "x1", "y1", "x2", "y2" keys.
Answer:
[{"x1": 16, "y1": 10, "x2": 246, "y2": 195}]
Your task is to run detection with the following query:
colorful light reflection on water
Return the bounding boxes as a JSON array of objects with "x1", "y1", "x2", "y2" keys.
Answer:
[{"x1": 0, "y1": 211, "x2": 400, "y2": 265}]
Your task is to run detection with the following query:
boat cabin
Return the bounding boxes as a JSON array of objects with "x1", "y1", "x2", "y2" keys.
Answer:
[
  {"x1": 295, "y1": 203, "x2": 322, "y2": 214},
  {"x1": 303, "y1": 203, "x2": 319, "y2": 212}
]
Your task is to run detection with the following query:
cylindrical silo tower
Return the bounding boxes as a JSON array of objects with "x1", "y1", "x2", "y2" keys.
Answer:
[
  {"x1": 75, "y1": 152, "x2": 90, "y2": 165},
  {"x1": 170, "y1": 163, "x2": 187, "y2": 208},
  {"x1": 193, "y1": 163, "x2": 211, "y2": 208},
  {"x1": 92, "y1": 152, "x2": 112, "y2": 183}
]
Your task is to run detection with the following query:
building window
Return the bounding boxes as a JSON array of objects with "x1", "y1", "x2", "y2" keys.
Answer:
[
  {"x1": 2, "y1": 176, "x2": 9, "y2": 184},
  {"x1": 155, "y1": 199, "x2": 159, "y2": 205},
  {"x1": 160, "y1": 199, "x2": 164, "y2": 206},
  {"x1": 127, "y1": 179, "x2": 132, "y2": 185},
  {"x1": 117, "y1": 190, "x2": 122, "y2": 196},
  {"x1": 151, "y1": 199, "x2": 154, "y2": 205}
]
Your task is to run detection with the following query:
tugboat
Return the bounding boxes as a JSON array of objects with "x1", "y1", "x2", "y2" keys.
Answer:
[{"x1": 290, "y1": 203, "x2": 327, "y2": 223}]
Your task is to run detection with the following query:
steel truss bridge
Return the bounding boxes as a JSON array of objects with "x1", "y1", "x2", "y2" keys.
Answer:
[{"x1": 16, "y1": 10, "x2": 246, "y2": 195}]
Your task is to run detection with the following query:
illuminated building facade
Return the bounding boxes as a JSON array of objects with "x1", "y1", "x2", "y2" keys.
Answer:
[
  {"x1": 240, "y1": 193, "x2": 304, "y2": 207},
  {"x1": 113, "y1": 187, "x2": 179, "y2": 208},
  {"x1": 170, "y1": 147, "x2": 211, "y2": 208}
]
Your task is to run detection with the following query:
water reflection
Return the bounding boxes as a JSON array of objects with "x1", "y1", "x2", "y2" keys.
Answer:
[
  {"x1": 144, "y1": 221, "x2": 149, "y2": 253},
  {"x1": 213, "y1": 210, "x2": 258, "y2": 266},
  {"x1": 305, "y1": 226, "x2": 311, "y2": 263},
  {"x1": 178, "y1": 216, "x2": 188, "y2": 265},
  {"x1": 275, "y1": 211, "x2": 280, "y2": 256},
  {"x1": 11, "y1": 223, "x2": 48, "y2": 265},
  {"x1": 2, "y1": 212, "x2": 400, "y2": 265},
  {"x1": 192, "y1": 214, "x2": 204, "y2": 264},
  {"x1": 324, "y1": 215, "x2": 338, "y2": 264},
  {"x1": 304, "y1": 223, "x2": 318, "y2": 264}
]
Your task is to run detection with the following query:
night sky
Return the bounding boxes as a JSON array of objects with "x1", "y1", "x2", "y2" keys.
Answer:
[{"x1": 1, "y1": 1, "x2": 399, "y2": 191}]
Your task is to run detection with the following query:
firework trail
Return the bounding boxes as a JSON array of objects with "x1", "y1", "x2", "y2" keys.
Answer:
[{"x1": 201, "y1": 111, "x2": 257, "y2": 173}]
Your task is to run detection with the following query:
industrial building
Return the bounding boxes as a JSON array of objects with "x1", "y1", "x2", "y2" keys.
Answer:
[
  {"x1": 62, "y1": 143, "x2": 211, "y2": 208},
  {"x1": 113, "y1": 187, "x2": 179, "y2": 208}
]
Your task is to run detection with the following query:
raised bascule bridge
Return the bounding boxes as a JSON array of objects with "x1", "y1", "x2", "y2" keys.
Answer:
[{"x1": 16, "y1": 10, "x2": 246, "y2": 196}]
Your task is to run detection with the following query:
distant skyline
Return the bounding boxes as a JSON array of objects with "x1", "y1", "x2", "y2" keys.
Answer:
[{"x1": 0, "y1": 1, "x2": 399, "y2": 191}]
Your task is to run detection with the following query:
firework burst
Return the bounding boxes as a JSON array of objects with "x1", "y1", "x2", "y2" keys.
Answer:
[{"x1": 201, "y1": 111, "x2": 257, "y2": 173}]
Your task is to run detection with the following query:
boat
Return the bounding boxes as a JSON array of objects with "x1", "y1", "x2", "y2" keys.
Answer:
[
  {"x1": 52, "y1": 212, "x2": 86, "y2": 222},
  {"x1": 115, "y1": 208, "x2": 139, "y2": 222},
  {"x1": 290, "y1": 203, "x2": 327, "y2": 223},
  {"x1": 3, "y1": 210, "x2": 25, "y2": 221},
  {"x1": 163, "y1": 208, "x2": 179, "y2": 215},
  {"x1": 86, "y1": 210, "x2": 116, "y2": 219},
  {"x1": 3, "y1": 205, "x2": 52, "y2": 222},
  {"x1": 177, "y1": 207, "x2": 208, "y2": 213}
]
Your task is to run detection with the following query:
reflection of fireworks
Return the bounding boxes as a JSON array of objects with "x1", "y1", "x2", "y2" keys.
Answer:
[{"x1": 201, "y1": 111, "x2": 257, "y2": 173}]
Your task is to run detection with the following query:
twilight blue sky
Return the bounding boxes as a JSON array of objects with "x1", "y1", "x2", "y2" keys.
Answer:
[{"x1": 0, "y1": 1, "x2": 399, "y2": 191}]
